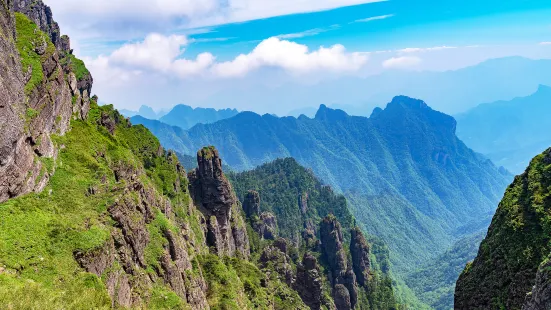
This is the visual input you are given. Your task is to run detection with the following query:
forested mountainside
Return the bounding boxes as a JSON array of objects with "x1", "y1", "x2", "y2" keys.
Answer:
[
  {"x1": 456, "y1": 84, "x2": 551, "y2": 174},
  {"x1": 0, "y1": 1, "x2": 401, "y2": 309},
  {"x1": 159, "y1": 104, "x2": 239, "y2": 130},
  {"x1": 455, "y1": 147, "x2": 551, "y2": 310},
  {"x1": 135, "y1": 97, "x2": 511, "y2": 274}
]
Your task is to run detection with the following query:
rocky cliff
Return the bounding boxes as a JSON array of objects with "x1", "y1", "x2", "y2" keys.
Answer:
[
  {"x1": 320, "y1": 215, "x2": 359, "y2": 310},
  {"x1": 188, "y1": 146, "x2": 250, "y2": 258},
  {"x1": 0, "y1": 0, "x2": 91, "y2": 202},
  {"x1": 455, "y1": 147, "x2": 551, "y2": 310}
]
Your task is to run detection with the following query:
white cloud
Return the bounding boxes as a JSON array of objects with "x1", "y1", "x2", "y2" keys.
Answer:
[
  {"x1": 398, "y1": 46, "x2": 457, "y2": 53},
  {"x1": 110, "y1": 34, "x2": 188, "y2": 72},
  {"x1": 382, "y1": 56, "x2": 421, "y2": 69},
  {"x1": 46, "y1": 0, "x2": 385, "y2": 38},
  {"x1": 212, "y1": 37, "x2": 368, "y2": 77},
  {"x1": 539, "y1": 42, "x2": 551, "y2": 45},
  {"x1": 86, "y1": 33, "x2": 215, "y2": 80},
  {"x1": 86, "y1": 34, "x2": 367, "y2": 80},
  {"x1": 353, "y1": 14, "x2": 394, "y2": 23}
]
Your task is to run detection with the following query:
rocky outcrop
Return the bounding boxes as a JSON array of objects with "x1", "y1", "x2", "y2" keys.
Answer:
[
  {"x1": 350, "y1": 227, "x2": 371, "y2": 288},
  {"x1": 0, "y1": 0, "x2": 91, "y2": 203},
  {"x1": 294, "y1": 252, "x2": 325, "y2": 310},
  {"x1": 188, "y1": 146, "x2": 249, "y2": 258},
  {"x1": 242, "y1": 190, "x2": 277, "y2": 240},
  {"x1": 320, "y1": 216, "x2": 358, "y2": 310},
  {"x1": 259, "y1": 245, "x2": 294, "y2": 286},
  {"x1": 243, "y1": 190, "x2": 260, "y2": 218},
  {"x1": 75, "y1": 156, "x2": 209, "y2": 309},
  {"x1": 522, "y1": 255, "x2": 551, "y2": 310},
  {"x1": 13, "y1": 0, "x2": 65, "y2": 52},
  {"x1": 256, "y1": 212, "x2": 277, "y2": 240}
]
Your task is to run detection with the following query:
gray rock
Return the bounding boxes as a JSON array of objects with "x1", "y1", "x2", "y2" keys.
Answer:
[
  {"x1": 294, "y1": 252, "x2": 324, "y2": 310},
  {"x1": 188, "y1": 146, "x2": 250, "y2": 258},
  {"x1": 523, "y1": 256, "x2": 551, "y2": 310},
  {"x1": 0, "y1": 1, "x2": 91, "y2": 203},
  {"x1": 320, "y1": 216, "x2": 359, "y2": 310},
  {"x1": 350, "y1": 227, "x2": 371, "y2": 287}
]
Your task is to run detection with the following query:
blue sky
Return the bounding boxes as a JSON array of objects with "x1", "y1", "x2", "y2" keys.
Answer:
[
  {"x1": 45, "y1": 0, "x2": 551, "y2": 113},
  {"x1": 181, "y1": 0, "x2": 551, "y2": 59}
]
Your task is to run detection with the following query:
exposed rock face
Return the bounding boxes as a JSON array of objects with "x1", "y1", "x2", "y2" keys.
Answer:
[
  {"x1": 188, "y1": 146, "x2": 250, "y2": 258},
  {"x1": 259, "y1": 245, "x2": 294, "y2": 286},
  {"x1": 320, "y1": 216, "x2": 358, "y2": 310},
  {"x1": 76, "y1": 157, "x2": 209, "y2": 309},
  {"x1": 0, "y1": 1, "x2": 27, "y2": 202},
  {"x1": 294, "y1": 252, "x2": 325, "y2": 310},
  {"x1": 522, "y1": 255, "x2": 551, "y2": 310},
  {"x1": 0, "y1": 0, "x2": 91, "y2": 203},
  {"x1": 243, "y1": 190, "x2": 260, "y2": 218},
  {"x1": 256, "y1": 212, "x2": 277, "y2": 240},
  {"x1": 350, "y1": 227, "x2": 372, "y2": 287}
]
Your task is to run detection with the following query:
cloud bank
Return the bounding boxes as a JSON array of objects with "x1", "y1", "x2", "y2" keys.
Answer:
[{"x1": 85, "y1": 34, "x2": 368, "y2": 81}]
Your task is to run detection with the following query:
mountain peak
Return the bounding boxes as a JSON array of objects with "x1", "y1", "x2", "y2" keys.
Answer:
[
  {"x1": 315, "y1": 104, "x2": 349, "y2": 121},
  {"x1": 389, "y1": 95, "x2": 429, "y2": 110},
  {"x1": 536, "y1": 84, "x2": 551, "y2": 93}
]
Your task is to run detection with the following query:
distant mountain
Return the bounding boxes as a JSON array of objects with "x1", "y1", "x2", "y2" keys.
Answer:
[
  {"x1": 455, "y1": 147, "x2": 551, "y2": 310},
  {"x1": 119, "y1": 105, "x2": 167, "y2": 119},
  {"x1": 135, "y1": 96, "x2": 511, "y2": 279},
  {"x1": 159, "y1": 104, "x2": 239, "y2": 129},
  {"x1": 456, "y1": 84, "x2": 551, "y2": 174},
  {"x1": 189, "y1": 57, "x2": 551, "y2": 116}
]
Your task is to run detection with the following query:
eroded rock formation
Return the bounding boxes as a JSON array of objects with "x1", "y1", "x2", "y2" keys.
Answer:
[
  {"x1": 320, "y1": 215, "x2": 359, "y2": 310},
  {"x1": 294, "y1": 252, "x2": 325, "y2": 310},
  {"x1": 188, "y1": 146, "x2": 250, "y2": 258},
  {"x1": 350, "y1": 227, "x2": 372, "y2": 288}
]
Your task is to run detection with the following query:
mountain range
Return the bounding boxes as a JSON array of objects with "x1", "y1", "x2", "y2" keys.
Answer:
[
  {"x1": 455, "y1": 84, "x2": 551, "y2": 174},
  {"x1": 119, "y1": 105, "x2": 167, "y2": 120},
  {"x1": 123, "y1": 104, "x2": 239, "y2": 130},
  {"x1": 133, "y1": 98, "x2": 511, "y2": 279},
  {"x1": 179, "y1": 56, "x2": 551, "y2": 116}
]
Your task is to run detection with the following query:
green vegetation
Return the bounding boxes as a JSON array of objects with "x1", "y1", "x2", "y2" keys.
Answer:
[
  {"x1": 25, "y1": 107, "x2": 39, "y2": 120},
  {"x1": 406, "y1": 231, "x2": 485, "y2": 309},
  {"x1": 0, "y1": 100, "x2": 201, "y2": 308},
  {"x1": 199, "y1": 254, "x2": 306, "y2": 310},
  {"x1": 60, "y1": 53, "x2": 90, "y2": 81},
  {"x1": 14, "y1": 12, "x2": 56, "y2": 94},
  {"x1": 229, "y1": 158, "x2": 417, "y2": 309},
  {"x1": 455, "y1": 147, "x2": 551, "y2": 309},
  {"x1": 137, "y1": 97, "x2": 509, "y2": 280},
  {"x1": 229, "y1": 157, "x2": 355, "y2": 243}
]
